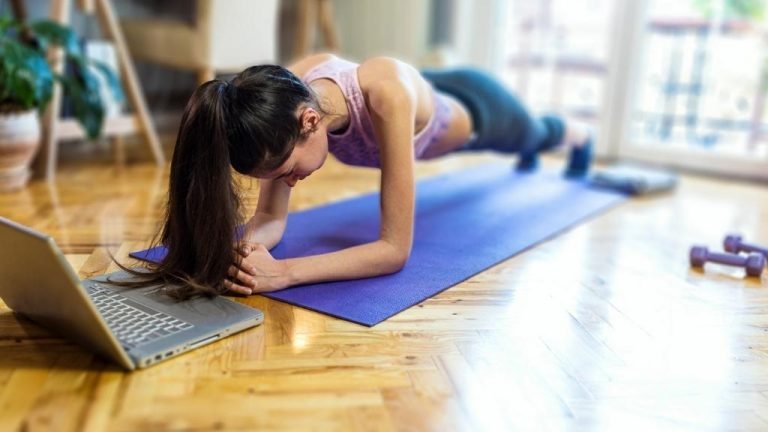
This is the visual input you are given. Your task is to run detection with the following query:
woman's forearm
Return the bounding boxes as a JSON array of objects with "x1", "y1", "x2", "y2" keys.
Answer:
[
  {"x1": 284, "y1": 240, "x2": 407, "y2": 286},
  {"x1": 243, "y1": 213, "x2": 286, "y2": 250}
]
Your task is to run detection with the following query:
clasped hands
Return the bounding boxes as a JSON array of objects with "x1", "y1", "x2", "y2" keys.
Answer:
[{"x1": 223, "y1": 242, "x2": 290, "y2": 295}]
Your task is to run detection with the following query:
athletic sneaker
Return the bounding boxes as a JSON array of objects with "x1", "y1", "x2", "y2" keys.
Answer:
[
  {"x1": 515, "y1": 150, "x2": 539, "y2": 173},
  {"x1": 515, "y1": 136, "x2": 593, "y2": 178},
  {"x1": 563, "y1": 137, "x2": 593, "y2": 178}
]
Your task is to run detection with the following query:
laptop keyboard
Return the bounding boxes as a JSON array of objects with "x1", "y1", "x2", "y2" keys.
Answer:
[{"x1": 87, "y1": 283, "x2": 194, "y2": 350}]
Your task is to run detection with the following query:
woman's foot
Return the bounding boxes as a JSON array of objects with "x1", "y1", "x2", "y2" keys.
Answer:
[
  {"x1": 564, "y1": 136, "x2": 593, "y2": 178},
  {"x1": 515, "y1": 117, "x2": 592, "y2": 175},
  {"x1": 562, "y1": 119, "x2": 593, "y2": 178},
  {"x1": 515, "y1": 151, "x2": 539, "y2": 172}
]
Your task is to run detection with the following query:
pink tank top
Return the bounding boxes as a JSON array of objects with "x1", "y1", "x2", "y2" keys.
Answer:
[{"x1": 302, "y1": 57, "x2": 451, "y2": 168}]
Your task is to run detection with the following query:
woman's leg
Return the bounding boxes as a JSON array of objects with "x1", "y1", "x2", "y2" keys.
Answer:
[
  {"x1": 421, "y1": 67, "x2": 592, "y2": 176},
  {"x1": 422, "y1": 68, "x2": 548, "y2": 154},
  {"x1": 516, "y1": 114, "x2": 564, "y2": 171}
]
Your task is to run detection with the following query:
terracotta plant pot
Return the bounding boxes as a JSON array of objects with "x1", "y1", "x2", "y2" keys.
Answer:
[{"x1": 0, "y1": 110, "x2": 41, "y2": 192}]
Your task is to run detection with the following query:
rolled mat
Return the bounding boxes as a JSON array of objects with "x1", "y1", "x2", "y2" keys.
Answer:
[{"x1": 130, "y1": 163, "x2": 626, "y2": 326}]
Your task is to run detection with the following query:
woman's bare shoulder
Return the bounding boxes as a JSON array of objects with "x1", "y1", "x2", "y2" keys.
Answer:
[
  {"x1": 357, "y1": 56, "x2": 424, "y2": 88},
  {"x1": 358, "y1": 56, "x2": 406, "y2": 79},
  {"x1": 357, "y1": 56, "x2": 428, "y2": 99},
  {"x1": 286, "y1": 53, "x2": 338, "y2": 77}
]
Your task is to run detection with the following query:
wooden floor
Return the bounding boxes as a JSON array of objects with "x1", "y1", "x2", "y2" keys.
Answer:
[{"x1": 1, "y1": 152, "x2": 767, "y2": 431}]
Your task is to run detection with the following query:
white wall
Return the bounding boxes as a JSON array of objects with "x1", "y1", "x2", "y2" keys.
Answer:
[
  {"x1": 328, "y1": 0, "x2": 509, "y2": 70},
  {"x1": 330, "y1": 0, "x2": 432, "y2": 64}
]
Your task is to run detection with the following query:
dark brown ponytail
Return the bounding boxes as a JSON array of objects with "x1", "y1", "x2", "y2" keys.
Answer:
[
  {"x1": 115, "y1": 65, "x2": 321, "y2": 299},
  {"x1": 159, "y1": 80, "x2": 241, "y2": 297}
]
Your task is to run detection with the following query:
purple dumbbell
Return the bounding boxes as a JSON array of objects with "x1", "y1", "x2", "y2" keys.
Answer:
[
  {"x1": 690, "y1": 246, "x2": 765, "y2": 277},
  {"x1": 723, "y1": 234, "x2": 768, "y2": 259}
]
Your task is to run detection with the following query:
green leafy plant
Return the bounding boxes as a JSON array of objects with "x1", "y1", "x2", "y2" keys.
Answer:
[
  {"x1": 0, "y1": 15, "x2": 123, "y2": 138},
  {"x1": 692, "y1": 0, "x2": 765, "y2": 20}
]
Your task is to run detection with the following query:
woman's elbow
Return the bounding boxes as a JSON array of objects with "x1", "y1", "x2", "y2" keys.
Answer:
[{"x1": 385, "y1": 248, "x2": 410, "y2": 274}]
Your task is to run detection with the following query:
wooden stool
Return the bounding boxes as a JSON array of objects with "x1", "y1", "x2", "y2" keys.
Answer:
[{"x1": 293, "y1": 0, "x2": 340, "y2": 59}]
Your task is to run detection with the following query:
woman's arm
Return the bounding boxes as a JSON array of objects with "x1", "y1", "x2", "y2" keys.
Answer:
[
  {"x1": 284, "y1": 76, "x2": 416, "y2": 285},
  {"x1": 226, "y1": 179, "x2": 291, "y2": 296},
  {"x1": 240, "y1": 54, "x2": 336, "y2": 250},
  {"x1": 231, "y1": 71, "x2": 417, "y2": 292},
  {"x1": 242, "y1": 179, "x2": 291, "y2": 250}
]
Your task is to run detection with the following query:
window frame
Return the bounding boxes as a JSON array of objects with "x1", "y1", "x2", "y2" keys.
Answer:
[{"x1": 604, "y1": 0, "x2": 768, "y2": 180}]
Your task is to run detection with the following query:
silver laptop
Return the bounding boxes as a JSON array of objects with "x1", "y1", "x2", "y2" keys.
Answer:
[{"x1": 0, "y1": 217, "x2": 264, "y2": 370}]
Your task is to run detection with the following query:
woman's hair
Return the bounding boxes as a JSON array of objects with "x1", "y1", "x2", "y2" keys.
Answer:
[{"x1": 113, "y1": 65, "x2": 321, "y2": 300}]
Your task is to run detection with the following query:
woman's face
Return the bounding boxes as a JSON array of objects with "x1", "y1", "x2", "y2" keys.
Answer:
[
  {"x1": 255, "y1": 107, "x2": 328, "y2": 187},
  {"x1": 266, "y1": 135, "x2": 328, "y2": 187}
]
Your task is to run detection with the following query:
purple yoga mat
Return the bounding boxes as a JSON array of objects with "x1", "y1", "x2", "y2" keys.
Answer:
[{"x1": 130, "y1": 163, "x2": 626, "y2": 326}]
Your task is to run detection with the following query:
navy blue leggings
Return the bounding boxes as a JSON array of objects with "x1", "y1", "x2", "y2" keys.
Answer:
[{"x1": 420, "y1": 67, "x2": 564, "y2": 156}]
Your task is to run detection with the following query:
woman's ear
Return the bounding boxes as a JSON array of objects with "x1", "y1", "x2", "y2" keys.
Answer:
[{"x1": 300, "y1": 108, "x2": 320, "y2": 134}]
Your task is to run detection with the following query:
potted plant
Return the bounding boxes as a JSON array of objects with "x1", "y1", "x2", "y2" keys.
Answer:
[{"x1": 0, "y1": 15, "x2": 122, "y2": 191}]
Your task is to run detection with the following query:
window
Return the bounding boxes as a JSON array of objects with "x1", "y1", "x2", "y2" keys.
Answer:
[
  {"x1": 501, "y1": 0, "x2": 615, "y2": 128},
  {"x1": 630, "y1": 0, "x2": 768, "y2": 160},
  {"x1": 498, "y1": 0, "x2": 768, "y2": 178}
]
